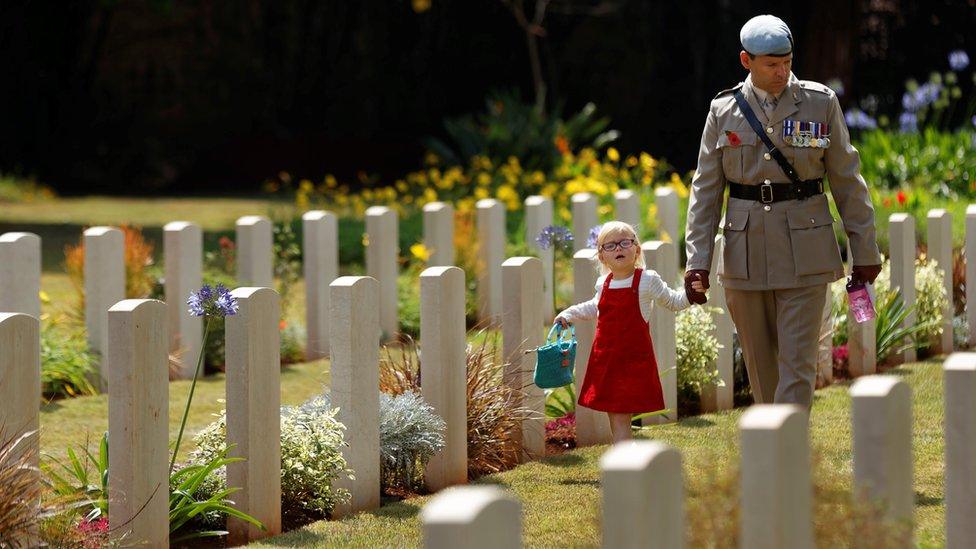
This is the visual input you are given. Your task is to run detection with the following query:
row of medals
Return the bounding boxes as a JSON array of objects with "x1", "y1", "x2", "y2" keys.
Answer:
[{"x1": 785, "y1": 133, "x2": 831, "y2": 148}]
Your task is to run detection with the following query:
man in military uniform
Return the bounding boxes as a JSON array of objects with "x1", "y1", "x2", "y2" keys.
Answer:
[{"x1": 683, "y1": 14, "x2": 882, "y2": 409}]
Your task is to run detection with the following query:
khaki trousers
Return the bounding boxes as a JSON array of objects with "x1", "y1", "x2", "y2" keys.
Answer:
[{"x1": 725, "y1": 284, "x2": 828, "y2": 409}]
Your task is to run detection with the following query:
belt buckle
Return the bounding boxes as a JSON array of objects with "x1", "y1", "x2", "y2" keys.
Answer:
[{"x1": 760, "y1": 183, "x2": 774, "y2": 204}]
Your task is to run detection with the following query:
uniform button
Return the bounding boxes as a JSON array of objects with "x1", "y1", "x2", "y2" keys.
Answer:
[
  {"x1": 763, "y1": 205, "x2": 772, "y2": 212},
  {"x1": 764, "y1": 153, "x2": 772, "y2": 160},
  {"x1": 810, "y1": 218, "x2": 816, "y2": 223},
  {"x1": 766, "y1": 126, "x2": 773, "y2": 134},
  {"x1": 727, "y1": 222, "x2": 732, "y2": 228},
  {"x1": 763, "y1": 179, "x2": 771, "y2": 184}
]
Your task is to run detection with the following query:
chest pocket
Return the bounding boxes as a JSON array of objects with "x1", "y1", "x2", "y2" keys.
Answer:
[
  {"x1": 786, "y1": 198, "x2": 843, "y2": 276},
  {"x1": 716, "y1": 131, "x2": 757, "y2": 183}
]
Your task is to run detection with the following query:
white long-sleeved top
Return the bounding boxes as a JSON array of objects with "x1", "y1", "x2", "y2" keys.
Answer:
[{"x1": 556, "y1": 269, "x2": 690, "y2": 324}]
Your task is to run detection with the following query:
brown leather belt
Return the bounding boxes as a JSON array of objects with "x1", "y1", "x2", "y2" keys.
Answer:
[{"x1": 728, "y1": 179, "x2": 824, "y2": 204}]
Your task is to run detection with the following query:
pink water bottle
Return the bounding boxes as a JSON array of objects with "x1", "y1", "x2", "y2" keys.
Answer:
[{"x1": 847, "y1": 278, "x2": 876, "y2": 323}]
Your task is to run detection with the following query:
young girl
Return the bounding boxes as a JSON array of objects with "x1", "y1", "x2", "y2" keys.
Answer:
[{"x1": 554, "y1": 221, "x2": 704, "y2": 443}]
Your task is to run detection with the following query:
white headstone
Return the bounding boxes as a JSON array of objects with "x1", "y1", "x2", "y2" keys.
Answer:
[
  {"x1": 501, "y1": 257, "x2": 545, "y2": 460},
  {"x1": 302, "y1": 210, "x2": 338, "y2": 359},
  {"x1": 423, "y1": 201, "x2": 456, "y2": 267},
  {"x1": 654, "y1": 187, "x2": 680, "y2": 276},
  {"x1": 236, "y1": 215, "x2": 273, "y2": 287},
  {"x1": 890, "y1": 213, "x2": 917, "y2": 362},
  {"x1": 702, "y1": 234, "x2": 734, "y2": 411},
  {"x1": 642, "y1": 241, "x2": 677, "y2": 424},
  {"x1": 573, "y1": 249, "x2": 612, "y2": 445},
  {"x1": 524, "y1": 196, "x2": 555, "y2": 322},
  {"x1": 966, "y1": 206, "x2": 976, "y2": 348},
  {"x1": 851, "y1": 375, "x2": 913, "y2": 538},
  {"x1": 600, "y1": 441, "x2": 684, "y2": 549},
  {"x1": 226, "y1": 287, "x2": 282, "y2": 543},
  {"x1": 421, "y1": 486, "x2": 521, "y2": 549},
  {"x1": 572, "y1": 193, "x2": 599, "y2": 252},
  {"x1": 739, "y1": 405, "x2": 813, "y2": 549},
  {"x1": 107, "y1": 299, "x2": 168, "y2": 547},
  {"x1": 945, "y1": 353, "x2": 976, "y2": 548},
  {"x1": 614, "y1": 189, "x2": 641, "y2": 229},
  {"x1": 84, "y1": 226, "x2": 125, "y2": 388},
  {"x1": 0, "y1": 232, "x2": 41, "y2": 319},
  {"x1": 366, "y1": 206, "x2": 399, "y2": 341},
  {"x1": 164, "y1": 221, "x2": 203, "y2": 379},
  {"x1": 0, "y1": 313, "x2": 40, "y2": 473},
  {"x1": 330, "y1": 276, "x2": 381, "y2": 516},
  {"x1": 421, "y1": 266, "x2": 468, "y2": 491},
  {"x1": 476, "y1": 199, "x2": 505, "y2": 324},
  {"x1": 927, "y1": 209, "x2": 953, "y2": 354}
]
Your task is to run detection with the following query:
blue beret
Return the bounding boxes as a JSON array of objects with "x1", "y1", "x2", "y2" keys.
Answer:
[{"x1": 740, "y1": 15, "x2": 793, "y2": 56}]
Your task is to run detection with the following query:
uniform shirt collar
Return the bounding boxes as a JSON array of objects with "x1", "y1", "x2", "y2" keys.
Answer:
[{"x1": 747, "y1": 73, "x2": 796, "y2": 102}]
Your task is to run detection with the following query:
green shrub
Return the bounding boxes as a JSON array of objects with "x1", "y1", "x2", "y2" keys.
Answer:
[
  {"x1": 40, "y1": 325, "x2": 97, "y2": 398},
  {"x1": 874, "y1": 257, "x2": 948, "y2": 349},
  {"x1": 675, "y1": 306, "x2": 722, "y2": 398},
  {"x1": 299, "y1": 391, "x2": 446, "y2": 493},
  {"x1": 854, "y1": 128, "x2": 976, "y2": 198},
  {"x1": 190, "y1": 406, "x2": 352, "y2": 527},
  {"x1": 279, "y1": 319, "x2": 306, "y2": 364}
]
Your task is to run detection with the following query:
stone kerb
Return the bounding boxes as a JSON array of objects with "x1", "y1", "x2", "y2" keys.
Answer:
[
  {"x1": 236, "y1": 215, "x2": 273, "y2": 287},
  {"x1": 107, "y1": 299, "x2": 168, "y2": 547},
  {"x1": 739, "y1": 404, "x2": 813, "y2": 549},
  {"x1": 642, "y1": 241, "x2": 677, "y2": 425},
  {"x1": 302, "y1": 210, "x2": 338, "y2": 360},
  {"x1": 850, "y1": 375, "x2": 913, "y2": 541},
  {"x1": 420, "y1": 266, "x2": 468, "y2": 491},
  {"x1": 614, "y1": 189, "x2": 640, "y2": 229},
  {"x1": 571, "y1": 192, "x2": 599, "y2": 252},
  {"x1": 600, "y1": 441, "x2": 683, "y2": 549},
  {"x1": 225, "y1": 287, "x2": 282, "y2": 543},
  {"x1": 0, "y1": 313, "x2": 40, "y2": 473},
  {"x1": 0, "y1": 232, "x2": 41, "y2": 319},
  {"x1": 330, "y1": 276, "x2": 381, "y2": 516},
  {"x1": 84, "y1": 226, "x2": 125, "y2": 389},
  {"x1": 573, "y1": 248, "x2": 612, "y2": 446},
  {"x1": 366, "y1": 206, "x2": 399, "y2": 341},
  {"x1": 966, "y1": 206, "x2": 976, "y2": 348},
  {"x1": 421, "y1": 485, "x2": 521, "y2": 549},
  {"x1": 927, "y1": 208, "x2": 953, "y2": 354},
  {"x1": 889, "y1": 213, "x2": 916, "y2": 363},
  {"x1": 423, "y1": 201, "x2": 456, "y2": 267},
  {"x1": 163, "y1": 221, "x2": 203, "y2": 379},
  {"x1": 524, "y1": 195, "x2": 555, "y2": 322},
  {"x1": 501, "y1": 257, "x2": 545, "y2": 460},
  {"x1": 945, "y1": 353, "x2": 976, "y2": 548},
  {"x1": 476, "y1": 199, "x2": 505, "y2": 324},
  {"x1": 702, "y1": 234, "x2": 734, "y2": 412}
]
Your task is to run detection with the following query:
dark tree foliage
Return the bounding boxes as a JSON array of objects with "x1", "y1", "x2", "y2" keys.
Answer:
[{"x1": 0, "y1": 0, "x2": 972, "y2": 194}]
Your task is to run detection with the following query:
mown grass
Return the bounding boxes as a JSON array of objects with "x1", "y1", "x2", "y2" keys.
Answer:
[{"x1": 251, "y1": 360, "x2": 946, "y2": 548}]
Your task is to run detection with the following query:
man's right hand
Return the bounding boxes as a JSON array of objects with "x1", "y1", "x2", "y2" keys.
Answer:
[{"x1": 684, "y1": 269, "x2": 709, "y2": 305}]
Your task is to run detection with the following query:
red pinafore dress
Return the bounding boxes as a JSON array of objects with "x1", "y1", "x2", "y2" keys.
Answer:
[{"x1": 577, "y1": 268, "x2": 666, "y2": 414}]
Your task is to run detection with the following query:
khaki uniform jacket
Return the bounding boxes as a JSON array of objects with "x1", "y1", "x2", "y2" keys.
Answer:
[{"x1": 685, "y1": 73, "x2": 882, "y2": 290}]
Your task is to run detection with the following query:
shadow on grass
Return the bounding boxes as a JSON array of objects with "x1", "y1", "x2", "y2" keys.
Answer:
[
  {"x1": 915, "y1": 491, "x2": 943, "y2": 507},
  {"x1": 559, "y1": 479, "x2": 599, "y2": 487},
  {"x1": 679, "y1": 417, "x2": 716, "y2": 428},
  {"x1": 543, "y1": 453, "x2": 585, "y2": 467}
]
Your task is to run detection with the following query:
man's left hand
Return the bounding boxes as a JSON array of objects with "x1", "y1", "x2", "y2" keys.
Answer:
[{"x1": 852, "y1": 264, "x2": 882, "y2": 285}]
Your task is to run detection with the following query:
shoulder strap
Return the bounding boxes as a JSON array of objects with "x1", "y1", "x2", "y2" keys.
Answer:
[
  {"x1": 631, "y1": 268, "x2": 643, "y2": 291},
  {"x1": 732, "y1": 90, "x2": 803, "y2": 185}
]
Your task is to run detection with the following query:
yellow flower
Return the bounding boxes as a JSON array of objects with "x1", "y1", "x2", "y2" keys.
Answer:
[
  {"x1": 607, "y1": 147, "x2": 620, "y2": 162},
  {"x1": 477, "y1": 172, "x2": 492, "y2": 186},
  {"x1": 296, "y1": 192, "x2": 310, "y2": 211},
  {"x1": 474, "y1": 187, "x2": 489, "y2": 200},
  {"x1": 396, "y1": 180, "x2": 409, "y2": 193},
  {"x1": 362, "y1": 233, "x2": 370, "y2": 247},
  {"x1": 299, "y1": 179, "x2": 314, "y2": 193},
  {"x1": 325, "y1": 174, "x2": 338, "y2": 188},
  {"x1": 669, "y1": 172, "x2": 689, "y2": 199},
  {"x1": 598, "y1": 204, "x2": 613, "y2": 216},
  {"x1": 640, "y1": 152, "x2": 657, "y2": 172},
  {"x1": 423, "y1": 187, "x2": 438, "y2": 205},
  {"x1": 625, "y1": 155, "x2": 638, "y2": 168},
  {"x1": 497, "y1": 185, "x2": 519, "y2": 210},
  {"x1": 558, "y1": 206, "x2": 571, "y2": 222},
  {"x1": 424, "y1": 151, "x2": 439, "y2": 165},
  {"x1": 39, "y1": 290, "x2": 50, "y2": 304},
  {"x1": 410, "y1": 243, "x2": 431, "y2": 262}
]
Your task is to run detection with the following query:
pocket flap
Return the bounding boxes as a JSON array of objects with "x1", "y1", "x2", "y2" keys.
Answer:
[
  {"x1": 716, "y1": 131, "x2": 757, "y2": 148},
  {"x1": 787, "y1": 204, "x2": 834, "y2": 229},
  {"x1": 722, "y1": 209, "x2": 749, "y2": 231}
]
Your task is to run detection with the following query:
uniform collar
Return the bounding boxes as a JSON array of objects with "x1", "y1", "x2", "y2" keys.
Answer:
[{"x1": 742, "y1": 73, "x2": 801, "y2": 127}]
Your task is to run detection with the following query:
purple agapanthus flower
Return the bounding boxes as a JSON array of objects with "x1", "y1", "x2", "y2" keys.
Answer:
[
  {"x1": 949, "y1": 50, "x2": 970, "y2": 71},
  {"x1": 899, "y1": 111, "x2": 918, "y2": 133},
  {"x1": 188, "y1": 284, "x2": 239, "y2": 317},
  {"x1": 586, "y1": 224, "x2": 603, "y2": 249},
  {"x1": 845, "y1": 108, "x2": 878, "y2": 130},
  {"x1": 902, "y1": 82, "x2": 942, "y2": 112},
  {"x1": 536, "y1": 225, "x2": 574, "y2": 251}
]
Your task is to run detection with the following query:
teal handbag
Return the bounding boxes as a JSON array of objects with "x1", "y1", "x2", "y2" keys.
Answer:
[{"x1": 532, "y1": 324, "x2": 577, "y2": 389}]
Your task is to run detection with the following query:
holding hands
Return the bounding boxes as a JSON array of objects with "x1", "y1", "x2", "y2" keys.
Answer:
[{"x1": 684, "y1": 269, "x2": 709, "y2": 304}]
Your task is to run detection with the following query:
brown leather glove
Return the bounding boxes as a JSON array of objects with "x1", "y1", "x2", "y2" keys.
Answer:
[
  {"x1": 684, "y1": 269, "x2": 709, "y2": 305},
  {"x1": 851, "y1": 264, "x2": 882, "y2": 285}
]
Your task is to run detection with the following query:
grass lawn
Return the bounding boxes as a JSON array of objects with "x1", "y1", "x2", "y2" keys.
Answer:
[{"x1": 250, "y1": 359, "x2": 946, "y2": 548}]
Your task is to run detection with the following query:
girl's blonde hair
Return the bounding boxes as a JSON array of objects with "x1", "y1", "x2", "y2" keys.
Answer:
[{"x1": 594, "y1": 221, "x2": 645, "y2": 275}]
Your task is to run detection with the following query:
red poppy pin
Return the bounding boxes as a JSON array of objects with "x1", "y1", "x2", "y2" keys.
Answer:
[{"x1": 725, "y1": 130, "x2": 742, "y2": 147}]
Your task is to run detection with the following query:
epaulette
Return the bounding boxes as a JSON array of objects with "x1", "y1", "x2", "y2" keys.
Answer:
[
  {"x1": 798, "y1": 80, "x2": 832, "y2": 95},
  {"x1": 713, "y1": 82, "x2": 744, "y2": 99}
]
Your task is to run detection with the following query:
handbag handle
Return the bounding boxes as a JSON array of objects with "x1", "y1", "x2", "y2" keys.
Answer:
[{"x1": 546, "y1": 323, "x2": 576, "y2": 352}]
